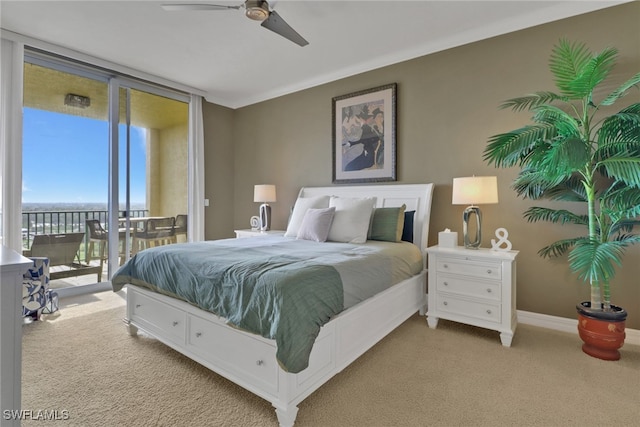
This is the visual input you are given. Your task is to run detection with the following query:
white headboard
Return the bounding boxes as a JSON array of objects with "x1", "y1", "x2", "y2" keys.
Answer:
[{"x1": 298, "y1": 183, "x2": 435, "y2": 254}]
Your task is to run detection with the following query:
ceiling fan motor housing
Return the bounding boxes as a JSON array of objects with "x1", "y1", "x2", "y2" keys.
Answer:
[{"x1": 245, "y1": 0, "x2": 269, "y2": 21}]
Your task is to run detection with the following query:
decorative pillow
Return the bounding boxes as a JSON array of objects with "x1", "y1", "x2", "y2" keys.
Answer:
[
  {"x1": 296, "y1": 207, "x2": 336, "y2": 242},
  {"x1": 285, "y1": 195, "x2": 331, "y2": 237},
  {"x1": 327, "y1": 196, "x2": 376, "y2": 244},
  {"x1": 368, "y1": 204, "x2": 406, "y2": 242},
  {"x1": 402, "y1": 210, "x2": 416, "y2": 243}
]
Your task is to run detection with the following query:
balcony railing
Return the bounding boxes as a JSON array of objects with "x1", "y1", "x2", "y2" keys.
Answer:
[{"x1": 22, "y1": 209, "x2": 148, "y2": 260}]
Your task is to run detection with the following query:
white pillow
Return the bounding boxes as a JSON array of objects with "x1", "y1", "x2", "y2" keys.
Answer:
[
  {"x1": 296, "y1": 207, "x2": 336, "y2": 242},
  {"x1": 327, "y1": 196, "x2": 376, "y2": 244},
  {"x1": 284, "y1": 195, "x2": 330, "y2": 237}
]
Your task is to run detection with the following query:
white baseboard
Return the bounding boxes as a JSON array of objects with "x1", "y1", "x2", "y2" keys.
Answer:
[{"x1": 517, "y1": 310, "x2": 640, "y2": 347}]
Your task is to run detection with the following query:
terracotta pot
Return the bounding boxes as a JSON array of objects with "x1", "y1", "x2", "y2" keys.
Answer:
[{"x1": 576, "y1": 302, "x2": 627, "y2": 361}]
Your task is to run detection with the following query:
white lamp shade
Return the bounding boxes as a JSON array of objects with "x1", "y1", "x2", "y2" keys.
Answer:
[
  {"x1": 254, "y1": 184, "x2": 276, "y2": 203},
  {"x1": 452, "y1": 176, "x2": 498, "y2": 205}
]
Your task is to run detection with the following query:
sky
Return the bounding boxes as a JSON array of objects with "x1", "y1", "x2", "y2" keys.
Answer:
[{"x1": 22, "y1": 108, "x2": 147, "y2": 205}]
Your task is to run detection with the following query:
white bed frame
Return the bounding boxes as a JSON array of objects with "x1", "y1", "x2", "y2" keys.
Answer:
[{"x1": 123, "y1": 183, "x2": 434, "y2": 426}]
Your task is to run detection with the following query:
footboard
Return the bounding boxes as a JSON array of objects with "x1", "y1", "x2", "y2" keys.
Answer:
[{"x1": 124, "y1": 271, "x2": 426, "y2": 426}]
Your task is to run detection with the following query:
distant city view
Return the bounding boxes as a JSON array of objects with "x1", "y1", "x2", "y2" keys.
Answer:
[{"x1": 22, "y1": 202, "x2": 147, "y2": 212}]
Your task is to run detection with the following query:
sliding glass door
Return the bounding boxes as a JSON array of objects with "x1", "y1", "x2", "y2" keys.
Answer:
[
  {"x1": 22, "y1": 60, "x2": 111, "y2": 293},
  {"x1": 21, "y1": 52, "x2": 189, "y2": 295},
  {"x1": 116, "y1": 86, "x2": 189, "y2": 265}
]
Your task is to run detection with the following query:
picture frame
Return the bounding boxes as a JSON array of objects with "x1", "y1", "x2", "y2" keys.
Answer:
[{"x1": 332, "y1": 83, "x2": 397, "y2": 184}]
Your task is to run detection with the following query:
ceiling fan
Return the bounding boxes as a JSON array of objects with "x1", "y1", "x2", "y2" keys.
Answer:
[{"x1": 161, "y1": 0, "x2": 309, "y2": 47}]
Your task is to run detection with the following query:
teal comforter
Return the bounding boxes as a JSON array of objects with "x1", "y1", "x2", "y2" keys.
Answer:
[{"x1": 111, "y1": 239, "x2": 344, "y2": 373}]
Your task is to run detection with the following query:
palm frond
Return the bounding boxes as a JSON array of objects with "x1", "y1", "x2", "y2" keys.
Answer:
[
  {"x1": 601, "y1": 185, "x2": 640, "y2": 219},
  {"x1": 524, "y1": 206, "x2": 588, "y2": 226},
  {"x1": 610, "y1": 222, "x2": 640, "y2": 236},
  {"x1": 597, "y1": 110, "x2": 640, "y2": 150},
  {"x1": 598, "y1": 157, "x2": 640, "y2": 188},
  {"x1": 569, "y1": 239, "x2": 626, "y2": 284},
  {"x1": 511, "y1": 164, "x2": 571, "y2": 199},
  {"x1": 569, "y1": 47, "x2": 618, "y2": 99},
  {"x1": 499, "y1": 92, "x2": 567, "y2": 112},
  {"x1": 531, "y1": 105, "x2": 581, "y2": 133},
  {"x1": 601, "y1": 73, "x2": 640, "y2": 106},
  {"x1": 543, "y1": 175, "x2": 588, "y2": 202},
  {"x1": 540, "y1": 136, "x2": 591, "y2": 177},
  {"x1": 538, "y1": 237, "x2": 583, "y2": 258},
  {"x1": 549, "y1": 40, "x2": 593, "y2": 98},
  {"x1": 484, "y1": 124, "x2": 556, "y2": 168}
]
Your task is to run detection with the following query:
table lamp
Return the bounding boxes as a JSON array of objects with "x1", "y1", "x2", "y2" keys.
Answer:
[
  {"x1": 254, "y1": 184, "x2": 276, "y2": 231},
  {"x1": 452, "y1": 176, "x2": 498, "y2": 249}
]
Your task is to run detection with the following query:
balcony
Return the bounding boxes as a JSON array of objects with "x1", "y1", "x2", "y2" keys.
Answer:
[{"x1": 22, "y1": 208, "x2": 148, "y2": 289}]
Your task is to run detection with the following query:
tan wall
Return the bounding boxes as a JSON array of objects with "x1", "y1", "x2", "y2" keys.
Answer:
[
  {"x1": 203, "y1": 3, "x2": 640, "y2": 328},
  {"x1": 159, "y1": 123, "x2": 188, "y2": 217},
  {"x1": 203, "y1": 102, "x2": 236, "y2": 240},
  {"x1": 147, "y1": 124, "x2": 188, "y2": 218}
]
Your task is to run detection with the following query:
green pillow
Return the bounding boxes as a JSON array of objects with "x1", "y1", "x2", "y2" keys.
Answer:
[{"x1": 368, "y1": 204, "x2": 406, "y2": 242}]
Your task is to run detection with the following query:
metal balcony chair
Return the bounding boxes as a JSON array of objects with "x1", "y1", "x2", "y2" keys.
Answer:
[
  {"x1": 173, "y1": 214, "x2": 187, "y2": 243},
  {"x1": 85, "y1": 219, "x2": 127, "y2": 267},
  {"x1": 132, "y1": 217, "x2": 175, "y2": 254}
]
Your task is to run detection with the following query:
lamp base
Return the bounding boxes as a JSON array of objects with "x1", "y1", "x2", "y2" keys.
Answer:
[
  {"x1": 259, "y1": 203, "x2": 271, "y2": 231},
  {"x1": 462, "y1": 205, "x2": 482, "y2": 249}
]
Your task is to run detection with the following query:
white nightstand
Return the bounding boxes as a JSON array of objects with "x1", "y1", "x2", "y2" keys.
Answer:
[
  {"x1": 234, "y1": 229, "x2": 285, "y2": 238},
  {"x1": 426, "y1": 245, "x2": 519, "y2": 346}
]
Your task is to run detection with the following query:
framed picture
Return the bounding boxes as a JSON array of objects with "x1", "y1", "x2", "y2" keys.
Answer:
[{"x1": 332, "y1": 83, "x2": 396, "y2": 184}]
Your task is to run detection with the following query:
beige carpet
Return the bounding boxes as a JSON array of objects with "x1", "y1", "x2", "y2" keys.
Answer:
[{"x1": 22, "y1": 292, "x2": 640, "y2": 427}]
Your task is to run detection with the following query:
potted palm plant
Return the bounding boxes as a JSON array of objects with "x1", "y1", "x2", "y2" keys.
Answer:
[{"x1": 484, "y1": 39, "x2": 640, "y2": 360}]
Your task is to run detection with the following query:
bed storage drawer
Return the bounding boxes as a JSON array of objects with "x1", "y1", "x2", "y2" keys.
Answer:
[
  {"x1": 129, "y1": 290, "x2": 186, "y2": 344},
  {"x1": 187, "y1": 313, "x2": 279, "y2": 395}
]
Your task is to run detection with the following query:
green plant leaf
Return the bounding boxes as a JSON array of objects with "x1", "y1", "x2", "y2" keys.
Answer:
[
  {"x1": 538, "y1": 237, "x2": 583, "y2": 258},
  {"x1": 484, "y1": 124, "x2": 556, "y2": 168},
  {"x1": 500, "y1": 92, "x2": 567, "y2": 112},
  {"x1": 601, "y1": 73, "x2": 640, "y2": 106},
  {"x1": 524, "y1": 206, "x2": 588, "y2": 226},
  {"x1": 569, "y1": 239, "x2": 626, "y2": 284},
  {"x1": 599, "y1": 158, "x2": 640, "y2": 188},
  {"x1": 549, "y1": 40, "x2": 593, "y2": 98},
  {"x1": 568, "y1": 47, "x2": 618, "y2": 99}
]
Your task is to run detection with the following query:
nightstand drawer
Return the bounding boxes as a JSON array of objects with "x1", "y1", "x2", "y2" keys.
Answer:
[
  {"x1": 436, "y1": 275, "x2": 500, "y2": 301},
  {"x1": 437, "y1": 293, "x2": 501, "y2": 323},
  {"x1": 436, "y1": 258, "x2": 501, "y2": 280}
]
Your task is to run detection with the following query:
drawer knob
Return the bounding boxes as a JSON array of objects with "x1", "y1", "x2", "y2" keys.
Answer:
[
  {"x1": 172, "y1": 321, "x2": 179, "y2": 327},
  {"x1": 487, "y1": 269, "x2": 492, "y2": 274},
  {"x1": 486, "y1": 309, "x2": 492, "y2": 315},
  {"x1": 135, "y1": 304, "x2": 141, "y2": 308},
  {"x1": 486, "y1": 288, "x2": 492, "y2": 293},
  {"x1": 443, "y1": 301, "x2": 448, "y2": 306},
  {"x1": 195, "y1": 332, "x2": 202, "y2": 338},
  {"x1": 443, "y1": 264, "x2": 448, "y2": 268},
  {"x1": 256, "y1": 360, "x2": 264, "y2": 366},
  {"x1": 443, "y1": 282, "x2": 449, "y2": 286}
]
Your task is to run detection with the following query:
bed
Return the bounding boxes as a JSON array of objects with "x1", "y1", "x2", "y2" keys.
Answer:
[{"x1": 111, "y1": 183, "x2": 433, "y2": 426}]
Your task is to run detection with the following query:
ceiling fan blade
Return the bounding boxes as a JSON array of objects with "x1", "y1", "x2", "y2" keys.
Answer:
[
  {"x1": 261, "y1": 10, "x2": 308, "y2": 47},
  {"x1": 161, "y1": 4, "x2": 242, "y2": 11}
]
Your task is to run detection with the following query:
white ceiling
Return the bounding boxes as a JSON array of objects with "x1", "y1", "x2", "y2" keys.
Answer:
[{"x1": 0, "y1": 0, "x2": 628, "y2": 108}]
